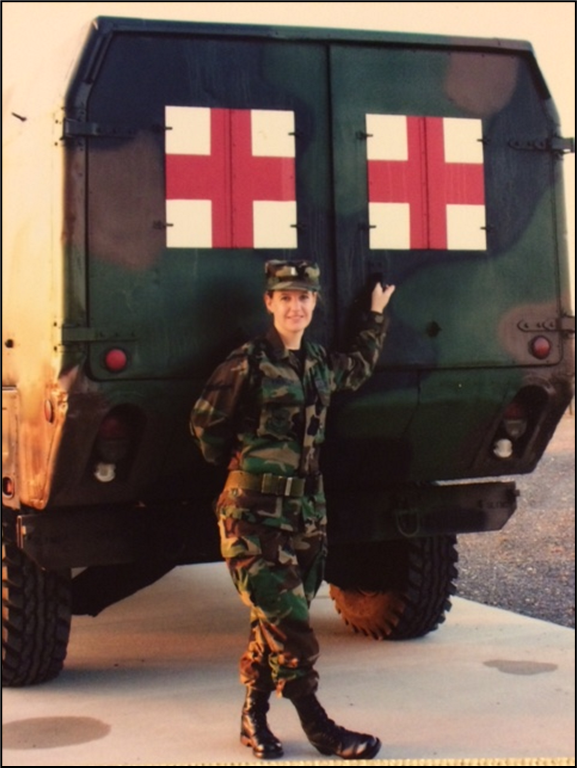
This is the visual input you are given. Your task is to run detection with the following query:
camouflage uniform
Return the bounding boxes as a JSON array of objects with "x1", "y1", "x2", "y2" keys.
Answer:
[{"x1": 190, "y1": 264, "x2": 387, "y2": 699}]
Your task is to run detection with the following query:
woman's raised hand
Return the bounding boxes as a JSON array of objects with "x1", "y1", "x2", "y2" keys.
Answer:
[{"x1": 370, "y1": 283, "x2": 396, "y2": 314}]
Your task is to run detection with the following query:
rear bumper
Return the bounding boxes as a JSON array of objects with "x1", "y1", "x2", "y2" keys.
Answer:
[
  {"x1": 11, "y1": 501, "x2": 219, "y2": 570},
  {"x1": 10, "y1": 480, "x2": 517, "y2": 569},
  {"x1": 326, "y1": 480, "x2": 518, "y2": 543}
]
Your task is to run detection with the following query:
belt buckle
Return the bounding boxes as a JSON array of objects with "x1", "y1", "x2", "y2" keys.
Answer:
[{"x1": 284, "y1": 476, "x2": 294, "y2": 496}]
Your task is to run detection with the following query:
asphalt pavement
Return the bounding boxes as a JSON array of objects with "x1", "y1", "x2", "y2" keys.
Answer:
[
  {"x1": 457, "y1": 413, "x2": 575, "y2": 628},
  {"x1": 2, "y1": 561, "x2": 574, "y2": 766}
]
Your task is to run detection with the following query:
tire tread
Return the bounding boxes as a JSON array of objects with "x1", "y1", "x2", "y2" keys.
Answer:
[
  {"x1": 2, "y1": 536, "x2": 71, "y2": 687},
  {"x1": 329, "y1": 535, "x2": 459, "y2": 640}
]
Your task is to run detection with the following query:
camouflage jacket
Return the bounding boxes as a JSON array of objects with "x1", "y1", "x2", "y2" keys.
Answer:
[{"x1": 190, "y1": 311, "x2": 388, "y2": 483}]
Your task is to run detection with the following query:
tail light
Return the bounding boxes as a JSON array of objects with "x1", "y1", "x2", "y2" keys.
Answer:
[
  {"x1": 502, "y1": 401, "x2": 528, "y2": 440},
  {"x1": 91, "y1": 405, "x2": 144, "y2": 482},
  {"x1": 491, "y1": 387, "x2": 547, "y2": 460},
  {"x1": 96, "y1": 413, "x2": 131, "y2": 463}
]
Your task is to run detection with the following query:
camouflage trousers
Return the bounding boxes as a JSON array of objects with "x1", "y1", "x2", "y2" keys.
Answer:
[{"x1": 218, "y1": 511, "x2": 327, "y2": 699}]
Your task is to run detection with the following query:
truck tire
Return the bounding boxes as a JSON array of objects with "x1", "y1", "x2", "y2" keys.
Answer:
[
  {"x1": 2, "y1": 531, "x2": 72, "y2": 687},
  {"x1": 327, "y1": 535, "x2": 458, "y2": 640}
]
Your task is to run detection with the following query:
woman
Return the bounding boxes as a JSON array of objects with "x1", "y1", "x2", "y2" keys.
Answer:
[{"x1": 190, "y1": 260, "x2": 395, "y2": 760}]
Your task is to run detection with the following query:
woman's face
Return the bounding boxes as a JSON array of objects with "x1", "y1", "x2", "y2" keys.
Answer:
[{"x1": 264, "y1": 290, "x2": 317, "y2": 339}]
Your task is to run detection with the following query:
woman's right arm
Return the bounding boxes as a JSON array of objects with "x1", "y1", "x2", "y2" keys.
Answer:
[{"x1": 190, "y1": 347, "x2": 250, "y2": 466}]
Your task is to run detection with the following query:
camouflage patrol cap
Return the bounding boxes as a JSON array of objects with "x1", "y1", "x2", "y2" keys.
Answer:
[{"x1": 265, "y1": 260, "x2": 321, "y2": 292}]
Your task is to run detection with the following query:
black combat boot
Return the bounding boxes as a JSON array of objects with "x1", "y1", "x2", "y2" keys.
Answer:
[
  {"x1": 292, "y1": 693, "x2": 381, "y2": 759},
  {"x1": 240, "y1": 689, "x2": 284, "y2": 759}
]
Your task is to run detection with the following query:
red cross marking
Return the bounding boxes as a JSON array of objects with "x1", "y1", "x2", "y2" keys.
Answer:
[
  {"x1": 367, "y1": 116, "x2": 485, "y2": 249},
  {"x1": 166, "y1": 108, "x2": 295, "y2": 248}
]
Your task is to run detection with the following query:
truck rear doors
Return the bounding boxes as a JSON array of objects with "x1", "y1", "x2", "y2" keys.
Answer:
[{"x1": 64, "y1": 19, "x2": 573, "y2": 486}]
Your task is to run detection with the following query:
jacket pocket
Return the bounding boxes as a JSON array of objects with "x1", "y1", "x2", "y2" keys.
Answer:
[{"x1": 257, "y1": 376, "x2": 303, "y2": 441}]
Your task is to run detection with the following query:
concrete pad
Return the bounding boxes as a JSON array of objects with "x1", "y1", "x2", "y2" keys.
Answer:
[{"x1": 2, "y1": 563, "x2": 574, "y2": 765}]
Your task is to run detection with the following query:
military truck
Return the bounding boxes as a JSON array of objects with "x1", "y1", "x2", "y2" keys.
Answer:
[{"x1": 3, "y1": 17, "x2": 574, "y2": 687}]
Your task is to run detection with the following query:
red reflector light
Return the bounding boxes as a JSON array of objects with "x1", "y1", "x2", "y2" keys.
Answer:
[
  {"x1": 98, "y1": 415, "x2": 130, "y2": 441},
  {"x1": 503, "y1": 401, "x2": 527, "y2": 421},
  {"x1": 104, "y1": 348, "x2": 128, "y2": 372},
  {"x1": 530, "y1": 336, "x2": 552, "y2": 360},
  {"x1": 2, "y1": 476, "x2": 15, "y2": 498},
  {"x1": 96, "y1": 411, "x2": 132, "y2": 463},
  {"x1": 502, "y1": 399, "x2": 528, "y2": 439}
]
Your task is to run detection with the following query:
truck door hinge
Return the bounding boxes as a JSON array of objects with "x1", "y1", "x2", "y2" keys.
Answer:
[
  {"x1": 509, "y1": 136, "x2": 575, "y2": 155},
  {"x1": 60, "y1": 326, "x2": 136, "y2": 344},
  {"x1": 63, "y1": 118, "x2": 137, "y2": 139},
  {"x1": 517, "y1": 316, "x2": 575, "y2": 335}
]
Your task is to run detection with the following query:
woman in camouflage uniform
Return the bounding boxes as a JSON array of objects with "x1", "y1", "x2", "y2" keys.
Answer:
[{"x1": 191, "y1": 260, "x2": 394, "y2": 760}]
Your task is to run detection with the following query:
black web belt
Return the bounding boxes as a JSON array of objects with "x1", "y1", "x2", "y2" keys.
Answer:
[{"x1": 225, "y1": 470, "x2": 323, "y2": 498}]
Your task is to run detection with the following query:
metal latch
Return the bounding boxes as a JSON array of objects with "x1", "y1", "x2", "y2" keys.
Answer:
[
  {"x1": 558, "y1": 316, "x2": 576, "y2": 335},
  {"x1": 551, "y1": 137, "x2": 575, "y2": 154}
]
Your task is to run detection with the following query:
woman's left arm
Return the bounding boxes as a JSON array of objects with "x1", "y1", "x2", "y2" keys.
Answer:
[{"x1": 329, "y1": 283, "x2": 396, "y2": 393}]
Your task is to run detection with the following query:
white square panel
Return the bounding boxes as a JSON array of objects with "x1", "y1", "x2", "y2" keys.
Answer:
[
  {"x1": 253, "y1": 200, "x2": 297, "y2": 248},
  {"x1": 369, "y1": 202, "x2": 411, "y2": 249},
  {"x1": 251, "y1": 110, "x2": 295, "y2": 157},
  {"x1": 446, "y1": 204, "x2": 487, "y2": 250},
  {"x1": 443, "y1": 118, "x2": 484, "y2": 164},
  {"x1": 166, "y1": 199, "x2": 212, "y2": 248},
  {"x1": 366, "y1": 114, "x2": 408, "y2": 161},
  {"x1": 165, "y1": 106, "x2": 211, "y2": 156}
]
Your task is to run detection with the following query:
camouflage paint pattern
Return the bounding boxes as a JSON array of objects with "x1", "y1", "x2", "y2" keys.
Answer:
[{"x1": 3, "y1": 17, "x2": 573, "y2": 569}]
